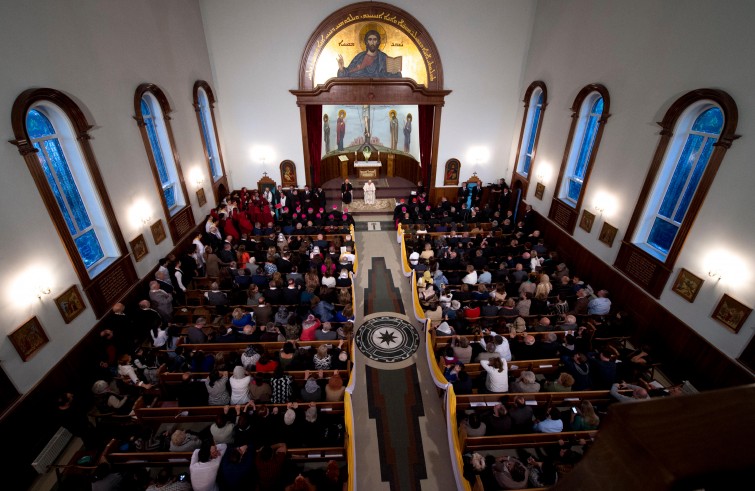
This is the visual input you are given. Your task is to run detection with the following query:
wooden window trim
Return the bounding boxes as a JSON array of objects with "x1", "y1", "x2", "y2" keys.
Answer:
[
  {"x1": 10, "y1": 88, "x2": 135, "y2": 317},
  {"x1": 548, "y1": 83, "x2": 611, "y2": 234},
  {"x1": 192, "y1": 80, "x2": 228, "y2": 204},
  {"x1": 133, "y1": 83, "x2": 193, "y2": 244},
  {"x1": 615, "y1": 89, "x2": 739, "y2": 297},
  {"x1": 9, "y1": 88, "x2": 129, "y2": 282},
  {"x1": 511, "y1": 81, "x2": 548, "y2": 197}
]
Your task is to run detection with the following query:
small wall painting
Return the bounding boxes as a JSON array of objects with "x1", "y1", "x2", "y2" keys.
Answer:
[
  {"x1": 196, "y1": 188, "x2": 207, "y2": 207},
  {"x1": 9, "y1": 316, "x2": 49, "y2": 362},
  {"x1": 54, "y1": 285, "x2": 86, "y2": 324},
  {"x1": 150, "y1": 219, "x2": 166, "y2": 245},
  {"x1": 280, "y1": 160, "x2": 298, "y2": 188},
  {"x1": 534, "y1": 182, "x2": 545, "y2": 200},
  {"x1": 598, "y1": 222, "x2": 618, "y2": 247},
  {"x1": 671, "y1": 268, "x2": 704, "y2": 303},
  {"x1": 712, "y1": 294, "x2": 752, "y2": 334},
  {"x1": 579, "y1": 210, "x2": 595, "y2": 233},
  {"x1": 443, "y1": 158, "x2": 460, "y2": 186},
  {"x1": 129, "y1": 234, "x2": 148, "y2": 262}
]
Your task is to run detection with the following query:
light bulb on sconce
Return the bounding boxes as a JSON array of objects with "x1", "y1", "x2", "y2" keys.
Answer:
[{"x1": 36, "y1": 285, "x2": 51, "y2": 300}]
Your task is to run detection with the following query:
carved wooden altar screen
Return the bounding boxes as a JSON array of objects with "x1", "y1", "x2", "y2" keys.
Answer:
[{"x1": 291, "y1": 1, "x2": 450, "y2": 201}]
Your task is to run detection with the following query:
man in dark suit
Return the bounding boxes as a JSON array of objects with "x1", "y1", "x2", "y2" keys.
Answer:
[{"x1": 341, "y1": 179, "x2": 353, "y2": 210}]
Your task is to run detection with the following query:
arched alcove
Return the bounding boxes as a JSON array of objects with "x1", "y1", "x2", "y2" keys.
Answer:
[{"x1": 292, "y1": 2, "x2": 450, "y2": 200}]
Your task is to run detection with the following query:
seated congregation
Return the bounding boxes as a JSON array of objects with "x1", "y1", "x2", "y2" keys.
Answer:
[
  {"x1": 58, "y1": 185, "x2": 356, "y2": 491},
  {"x1": 397, "y1": 186, "x2": 683, "y2": 490}
]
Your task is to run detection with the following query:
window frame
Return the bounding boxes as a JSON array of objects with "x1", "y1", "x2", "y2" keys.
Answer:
[
  {"x1": 512, "y1": 81, "x2": 547, "y2": 197},
  {"x1": 192, "y1": 80, "x2": 228, "y2": 203},
  {"x1": 634, "y1": 104, "x2": 723, "y2": 260},
  {"x1": 133, "y1": 83, "x2": 192, "y2": 243},
  {"x1": 615, "y1": 89, "x2": 739, "y2": 297},
  {"x1": 548, "y1": 84, "x2": 611, "y2": 234},
  {"x1": 10, "y1": 88, "x2": 128, "y2": 287}
]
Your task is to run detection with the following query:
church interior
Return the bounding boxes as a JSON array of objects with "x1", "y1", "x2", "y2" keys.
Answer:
[{"x1": 1, "y1": 1, "x2": 754, "y2": 490}]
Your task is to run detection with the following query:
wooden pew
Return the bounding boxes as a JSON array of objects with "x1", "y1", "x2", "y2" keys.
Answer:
[
  {"x1": 159, "y1": 369, "x2": 347, "y2": 386},
  {"x1": 103, "y1": 438, "x2": 347, "y2": 466},
  {"x1": 459, "y1": 426, "x2": 598, "y2": 452},
  {"x1": 174, "y1": 340, "x2": 350, "y2": 353},
  {"x1": 458, "y1": 359, "x2": 562, "y2": 379},
  {"x1": 454, "y1": 390, "x2": 630, "y2": 411},
  {"x1": 135, "y1": 401, "x2": 345, "y2": 425}
]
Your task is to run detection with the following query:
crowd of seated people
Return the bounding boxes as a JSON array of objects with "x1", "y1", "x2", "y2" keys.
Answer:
[
  {"x1": 59, "y1": 185, "x2": 358, "y2": 490},
  {"x1": 392, "y1": 180, "x2": 680, "y2": 489}
]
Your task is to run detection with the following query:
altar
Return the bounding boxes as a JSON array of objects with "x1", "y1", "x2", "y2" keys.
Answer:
[{"x1": 354, "y1": 160, "x2": 382, "y2": 179}]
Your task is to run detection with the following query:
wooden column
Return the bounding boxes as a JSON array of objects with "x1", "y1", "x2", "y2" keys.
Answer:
[{"x1": 387, "y1": 154, "x2": 395, "y2": 177}]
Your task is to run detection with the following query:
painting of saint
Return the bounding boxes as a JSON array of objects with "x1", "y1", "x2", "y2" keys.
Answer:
[
  {"x1": 323, "y1": 114, "x2": 331, "y2": 153},
  {"x1": 337, "y1": 110, "x2": 346, "y2": 151},
  {"x1": 389, "y1": 110, "x2": 398, "y2": 150},
  {"x1": 403, "y1": 113, "x2": 412, "y2": 152},
  {"x1": 337, "y1": 29, "x2": 402, "y2": 78},
  {"x1": 280, "y1": 160, "x2": 297, "y2": 187}
]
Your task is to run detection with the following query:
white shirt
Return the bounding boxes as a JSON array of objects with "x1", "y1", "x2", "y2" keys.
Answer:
[
  {"x1": 321, "y1": 275, "x2": 336, "y2": 288},
  {"x1": 190, "y1": 443, "x2": 227, "y2": 491},
  {"x1": 462, "y1": 271, "x2": 478, "y2": 285},
  {"x1": 229, "y1": 375, "x2": 251, "y2": 404},
  {"x1": 478, "y1": 338, "x2": 512, "y2": 362},
  {"x1": 193, "y1": 239, "x2": 206, "y2": 266},
  {"x1": 151, "y1": 327, "x2": 169, "y2": 348},
  {"x1": 480, "y1": 358, "x2": 508, "y2": 392}
]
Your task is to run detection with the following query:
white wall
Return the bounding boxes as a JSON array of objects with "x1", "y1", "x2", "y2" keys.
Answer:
[
  {"x1": 0, "y1": 0, "x2": 215, "y2": 392},
  {"x1": 514, "y1": 0, "x2": 755, "y2": 357},
  {"x1": 199, "y1": 0, "x2": 537, "y2": 188}
]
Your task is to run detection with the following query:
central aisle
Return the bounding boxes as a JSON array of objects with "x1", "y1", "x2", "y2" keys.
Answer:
[{"x1": 349, "y1": 217, "x2": 456, "y2": 491}]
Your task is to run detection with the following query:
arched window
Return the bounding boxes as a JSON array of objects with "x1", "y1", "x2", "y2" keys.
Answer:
[
  {"x1": 134, "y1": 84, "x2": 193, "y2": 242},
  {"x1": 561, "y1": 92, "x2": 605, "y2": 205},
  {"x1": 548, "y1": 84, "x2": 610, "y2": 233},
  {"x1": 636, "y1": 106, "x2": 723, "y2": 259},
  {"x1": 615, "y1": 89, "x2": 739, "y2": 297},
  {"x1": 11, "y1": 88, "x2": 135, "y2": 315},
  {"x1": 193, "y1": 81, "x2": 228, "y2": 201},
  {"x1": 26, "y1": 108, "x2": 114, "y2": 271},
  {"x1": 514, "y1": 82, "x2": 547, "y2": 185}
]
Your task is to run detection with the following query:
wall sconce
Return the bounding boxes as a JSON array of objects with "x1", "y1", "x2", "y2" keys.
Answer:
[
  {"x1": 196, "y1": 177, "x2": 205, "y2": 189},
  {"x1": 593, "y1": 192, "x2": 614, "y2": 218},
  {"x1": 141, "y1": 213, "x2": 152, "y2": 226},
  {"x1": 707, "y1": 269, "x2": 722, "y2": 281},
  {"x1": 468, "y1": 146, "x2": 490, "y2": 167},
  {"x1": 36, "y1": 284, "x2": 51, "y2": 299},
  {"x1": 536, "y1": 173, "x2": 545, "y2": 183}
]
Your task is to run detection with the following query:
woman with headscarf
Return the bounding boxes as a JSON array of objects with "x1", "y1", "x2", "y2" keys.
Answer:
[{"x1": 300, "y1": 372, "x2": 323, "y2": 402}]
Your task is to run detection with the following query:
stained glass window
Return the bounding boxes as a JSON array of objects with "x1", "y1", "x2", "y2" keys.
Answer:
[
  {"x1": 517, "y1": 89, "x2": 544, "y2": 178},
  {"x1": 642, "y1": 106, "x2": 723, "y2": 258},
  {"x1": 26, "y1": 109, "x2": 105, "y2": 270},
  {"x1": 565, "y1": 96, "x2": 603, "y2": 206},
  {"x1": 197, "y1": 88, "x2": 222, "y2": 181},
  {"x1": 141, "y1": 96, "x2": 178, "y2": 210}
]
